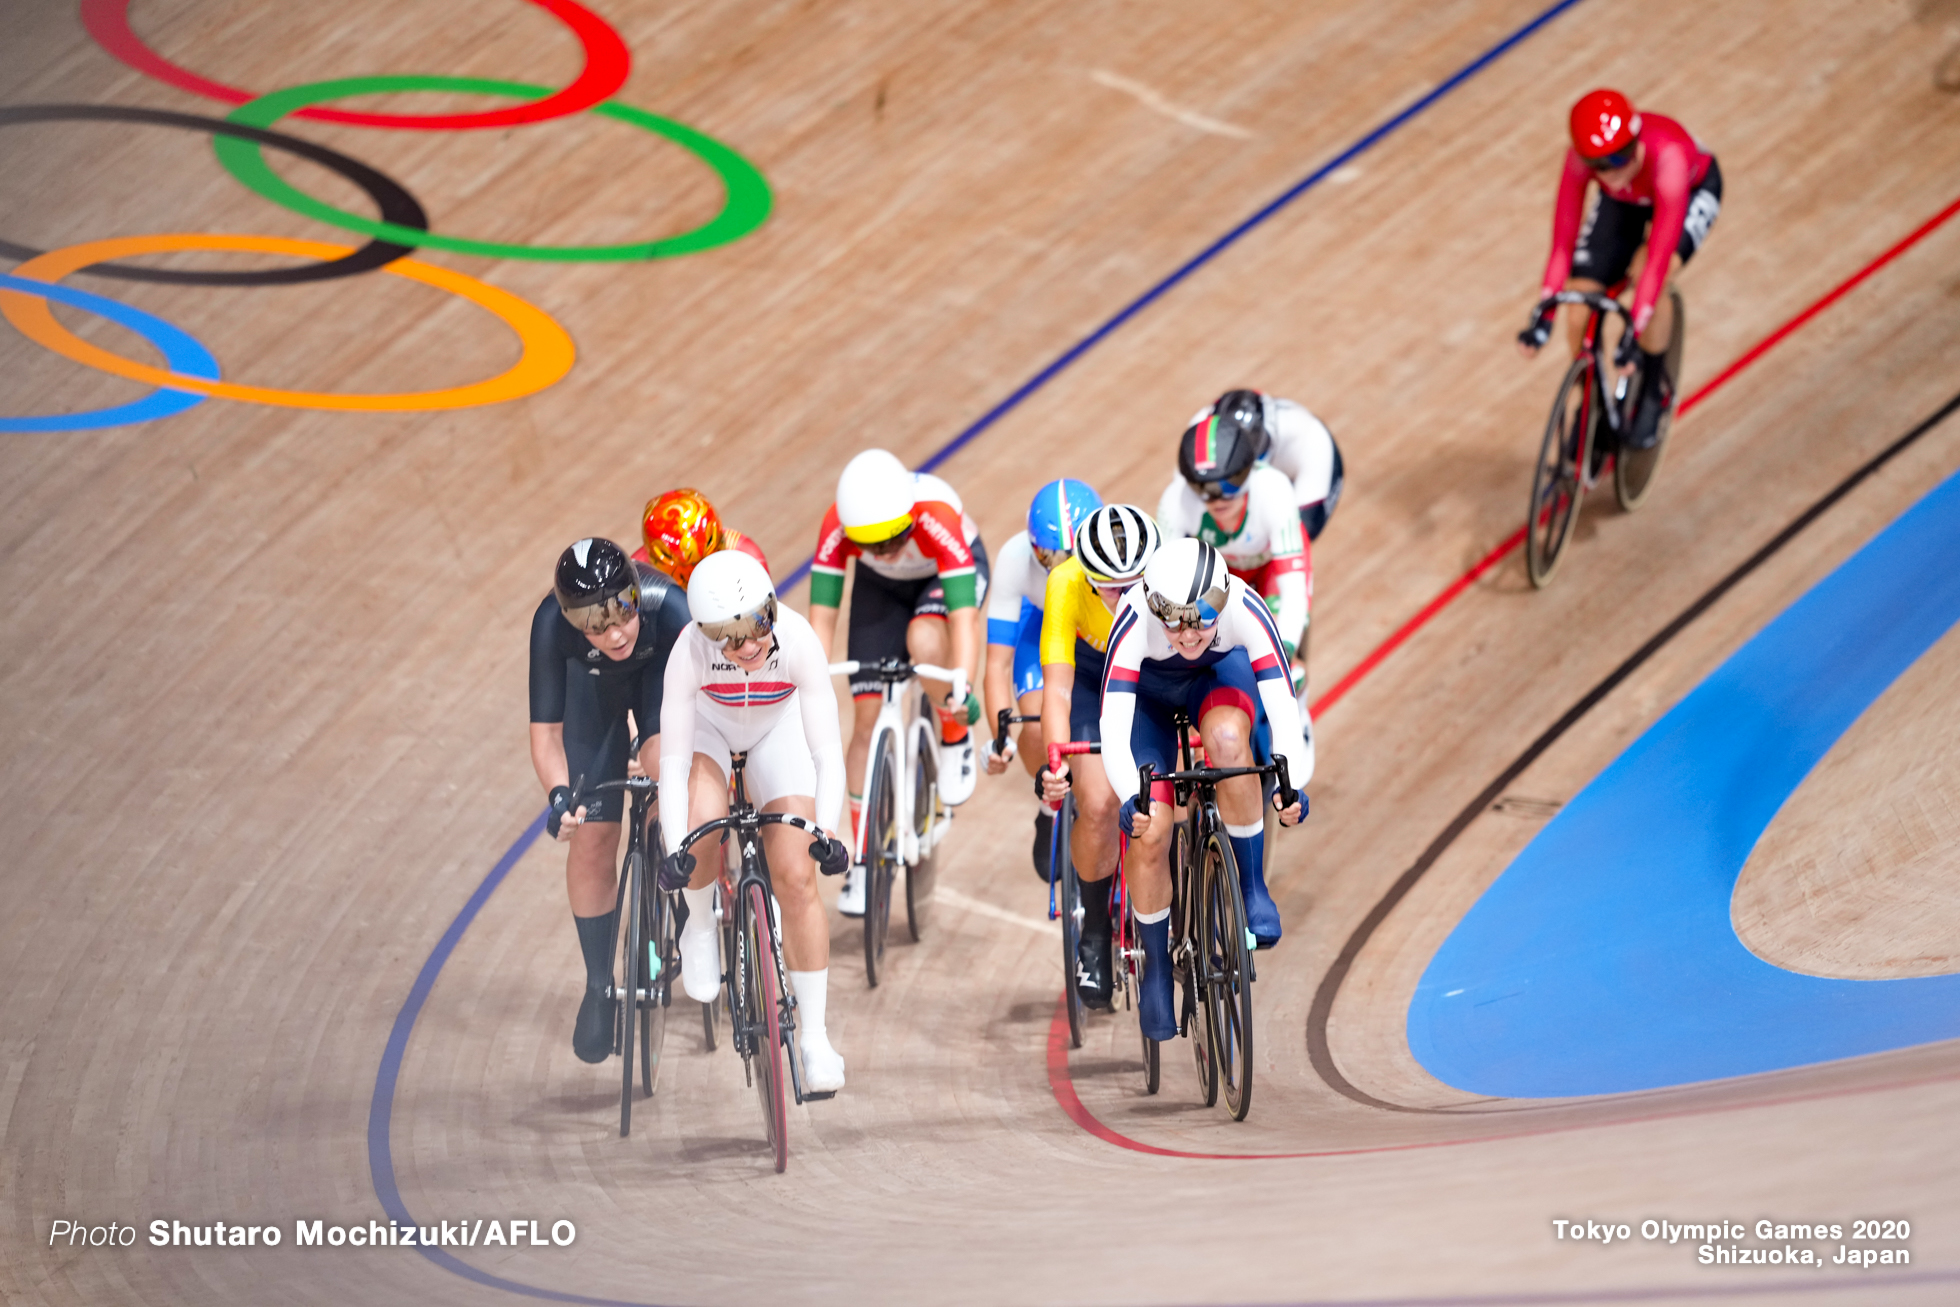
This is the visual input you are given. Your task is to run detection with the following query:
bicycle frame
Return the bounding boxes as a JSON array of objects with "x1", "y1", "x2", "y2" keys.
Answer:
[
  {"x1": 674, "y1": 763, "x2": 831, "y2": 1113},
  {"x1": 833, "y1": 658, "x2": 960, "y2": 868},
  {"x1": 1538, "y1": 288, "x2": 1637, "y2": 449},
  {"x1": 578, "y1": 772, "x2": 668, "y2": 1137}
]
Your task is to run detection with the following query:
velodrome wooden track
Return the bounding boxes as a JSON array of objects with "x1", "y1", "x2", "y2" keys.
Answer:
[{"x1": 6, "y1": 0, "x2": 1960, "y2": 1302}]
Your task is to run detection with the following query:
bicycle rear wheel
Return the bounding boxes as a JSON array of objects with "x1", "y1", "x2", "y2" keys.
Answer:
[
  {"x1": 618, "y1": 851, "x2": 646, "y2": 1137},
  {"x1": 1615, "y1": 287, "x2": 1683, "y2": 511},
  {"x1": 1202, "y1": 829, "x2": 1255, "y2": 1121},
  {"x1": 863, "y1": 735, "x2": 899, "y2": 987},
  {"x1": 643, "y1": 878, "x2": 674, "y2": 1096},
  {"x1": 744, "y1": 881, "x2": 789, "y2": 1172},
  {"x1": 1056, "y1": 797, "x2": 1085, "y2": 1049},
  {"x1": 1526, "y1": 355, "x2": 1597, "y2": 588},
  {"x1": 904, "y1": 727, "x2": 939, "y2": 943}
]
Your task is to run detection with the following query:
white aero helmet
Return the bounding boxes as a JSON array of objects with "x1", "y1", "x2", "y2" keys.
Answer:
[
  {"x1": 689, "y1": 548, "x2": 778, "y2": 643},
  {"x1": 836, "y1": 449, "x2": 917, "y2": 545},
  {"x1": 1075, "y1": 504, "x2": 1161, "y2": 585},
  {"x1": 1142, "y1": 537, "x2": 1228, "y2": 630}
]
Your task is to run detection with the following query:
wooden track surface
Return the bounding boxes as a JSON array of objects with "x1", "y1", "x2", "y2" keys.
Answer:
[{"x1": 5, "y1": 0, "x2": 1960, "y2": 1302}]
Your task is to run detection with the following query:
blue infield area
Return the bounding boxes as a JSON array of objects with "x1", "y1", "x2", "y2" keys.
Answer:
[{"x1": 1408, "y1": 463, "x2": 1960, "y2": 1098}]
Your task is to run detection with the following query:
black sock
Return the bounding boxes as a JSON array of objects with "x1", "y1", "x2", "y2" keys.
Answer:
[
  {"x1": 1079, "y1": 877, "x2": 1112, "y2": 938},
  {"x1": 574, "y1": 910, "x2": 618, "y2": 990}
]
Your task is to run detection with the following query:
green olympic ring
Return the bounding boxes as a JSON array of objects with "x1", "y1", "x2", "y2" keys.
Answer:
[{"x1": 215, "y1": 75, "x2": 771, "y2": 262}]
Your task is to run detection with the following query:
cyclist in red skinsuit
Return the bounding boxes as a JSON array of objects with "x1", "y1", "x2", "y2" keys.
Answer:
[{"x1": 1521, "y1": 88, "x2": 1722, "y2": 448}]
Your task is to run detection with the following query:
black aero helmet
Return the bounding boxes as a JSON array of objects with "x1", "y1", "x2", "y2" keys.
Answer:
[
  {"x1": 1178, "y1": 390, "x2": 1266, "y2": 498},
  {"x1": 1212, "y1": 389, "x2": 1271, "y2": 457},
  {"x1": 554, "y1": 537, "x2": 642, "y2": 633}
]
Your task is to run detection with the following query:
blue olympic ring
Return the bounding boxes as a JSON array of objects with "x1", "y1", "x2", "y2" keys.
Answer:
[{"x1": 0, "y1": 273, "x2": 219, "y2": 432}]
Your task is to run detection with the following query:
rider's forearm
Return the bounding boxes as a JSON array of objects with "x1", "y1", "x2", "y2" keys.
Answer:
[
  {"x1": 1256, "y1": 675, "x2": 1314, "y2": 786},
  {"x1": 1040, "y1": 666, "x2": 1073, "y2": 753},
  {"x1": 1098, "y1": 690, "x2": 1140, "y2": 804},
  {"x1": 809, "y1": 602, "x2": 839, "y2": 659},
  {"x1": 657, "y1": 649, "x2": 697, "y2": 840},
  {"x1": 1273, "y1": 571, "x2": 1308, "y2": 655},
  {"x1": 947, "y1": 606, "x2": 979, "y2": 688},
  {"x1": 982, "y1": 643, "x2": 1015, "y2": 730},
  {"x1": 529, "y1": 722, "x2": 569, "y2": 793}
]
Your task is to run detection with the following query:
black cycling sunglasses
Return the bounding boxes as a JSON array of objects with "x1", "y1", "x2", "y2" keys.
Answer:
[{"x1": 1585, "y1": 141, "x2": 1638, "y2": 172}]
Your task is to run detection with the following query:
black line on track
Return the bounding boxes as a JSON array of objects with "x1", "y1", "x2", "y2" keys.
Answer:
[
  {"x1": 1305, "y1": 385, "x2": 1960, "y2": 1113},
  {"x1": 0, "y1": 103, "x2": 426, "y2": 285}
]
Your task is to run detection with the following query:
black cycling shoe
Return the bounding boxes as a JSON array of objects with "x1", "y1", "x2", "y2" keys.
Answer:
[
  {"x1": 1032, "y1": 810, "x2": 1054, "y2": 882},
  {"x1": 573, "y1": 984, "x2": 614, "y2": 1064},
  {"x1": 1075, "y1": 931, "x2": 1114, "y2": 1010},
  {"x1": 1627, "y1": 352, "x2": 1672, "y2": 450}
]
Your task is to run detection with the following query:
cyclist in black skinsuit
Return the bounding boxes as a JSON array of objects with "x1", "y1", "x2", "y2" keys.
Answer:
[{"x1": 527, "y1": 538, "x2": 692, "y2": 1063}]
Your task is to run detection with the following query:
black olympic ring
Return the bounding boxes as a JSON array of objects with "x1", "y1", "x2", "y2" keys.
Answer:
[{"x1": 0, "y1": 103, "x2": 428, "y2": 287}]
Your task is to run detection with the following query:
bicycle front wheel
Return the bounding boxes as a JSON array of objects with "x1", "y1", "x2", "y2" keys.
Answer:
[
  {"x1": 863, "y1": 735, "x2": 899, "y2": 987},
  {"x1": 1202, "y1": 828, "x2": 1255, "y2": 1121},
  {"x1": 618, "y1": 851, "x2": 646, "y2": 1137},
  {"x1": 743, "y1": 882, "x2": 789, "y2": 1173},
  {"x1": 1526, "y1": 355, "x2": 1597, "y2": 588},
  {"x1": 1056, "y1": 797, "x2": 1085, "y2": 1049}
]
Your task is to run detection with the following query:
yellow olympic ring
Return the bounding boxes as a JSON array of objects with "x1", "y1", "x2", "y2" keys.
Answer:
[{"x1": 0, "y1": 233, "x2": 574, "y2": 411}]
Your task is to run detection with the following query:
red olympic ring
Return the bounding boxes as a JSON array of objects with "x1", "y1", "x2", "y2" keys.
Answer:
[{"x1": 81, "y1": 0, "x2": 630, "y2": 131}]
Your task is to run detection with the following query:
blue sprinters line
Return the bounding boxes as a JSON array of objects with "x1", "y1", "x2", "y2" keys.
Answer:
[
  {"x1": 1410, "y1": 464, "x2": 1960, "y2": 1098},
  {"x1": 0, "y1": 274, "x2": 219, "y2": 432},
  {"x1": 774, "y1": 0, "x2": 1590, "y2": 593},
  {"x1": 371, "y1": 3, "x2": 1591, "y2": 1300}
]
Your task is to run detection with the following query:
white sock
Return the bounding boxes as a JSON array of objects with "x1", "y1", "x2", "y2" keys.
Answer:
[
  {"x1": 787, "y1": 968, "x2": 829, "y2": 1042},
  {"x1": 1134, "y1": 906, "x2": 1170, "y2": 925},
  {"x1": 682, "y1": 885, "x2": 716, "y2": 935}
]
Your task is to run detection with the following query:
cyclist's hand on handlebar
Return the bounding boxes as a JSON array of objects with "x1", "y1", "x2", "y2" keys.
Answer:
[
  {"x1": 547, "y1": 786, "x2": 586, "y2": 841},
  {"x1": 1517, "y1": 307, "x2": 1554, "y2": 356},
  {"x1": 1037, "y1": 762, "x2": 1071, "y2": 805},
  {"x1": 1118, "y1": 793, "x2": 1151, "y2": 838},
  {"x1": 808, "y1": 836, "x2": 850, "y2": 877},
  {"x1": 1613, "y1": 326, "x2": 1642, "y2": 373},
  {"x1": 657, "y1": 850, "x2": 697, "y2": 892},
  {"x1": 1273, "y1": 792, "x2": 1306, "y2": 828},
  {"x1": 984, "y1": 733, "x2": 1015, "y2": 774}
]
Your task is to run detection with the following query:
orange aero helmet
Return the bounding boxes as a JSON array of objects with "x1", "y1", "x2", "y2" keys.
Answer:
[{"x1": 641, "y1": 488, "x2": 726, "y2": 585}]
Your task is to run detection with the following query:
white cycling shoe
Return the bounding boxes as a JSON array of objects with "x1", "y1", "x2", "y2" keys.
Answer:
[
  {"x1": 798, "y1": 1032, "x2": 847, "y2": 1094},
  {"x1": 678, "y1": 917, "x2": 722, "y2": 1003},
  {"x1": 937, "y1": 735, "x2": 977, "y2": 806},
  {"x1": 836, "y1": 863, "x2": 866, "y2": 917}
]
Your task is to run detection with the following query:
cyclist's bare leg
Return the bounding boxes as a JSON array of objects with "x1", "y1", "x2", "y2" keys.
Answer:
[
  {"x1": 1624, "y1": 248, "x2": 1685, "y2": 354},
  {"x1": 1126, "y1": 800, "x2": 1176, "y2": 915},
  {"x1": 761, "y1": 795, "x2": 828, "y2": 971},
  {"x1": 907, "y1": 613, "x2": 952, "y2": 704},
  {"x1": 566, "y1": 821, "x2": 623, "y2": 916},
  {"x1": 1197, "y1": 705, "x2": 1261, "y2": 827},
  {"x1": 680, "y1": 753, "x2": 731, "y2": 887},
  {"x1": 843, "y1": 693, "x2": 879, "y2": 822},
  {"x1": 1562, "y1": 276, "x2": 1608, "y2": 356},
  {"x1": 1071, "y1": 749, "x2": 1123, "y2": 886}
]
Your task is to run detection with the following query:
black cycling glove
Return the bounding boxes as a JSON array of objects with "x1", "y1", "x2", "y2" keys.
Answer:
[
  {"x1": 1613, "y1": 326, "x2": 1643, "y2": 370},
  {"x1": 546, "y1": 785, "x2": 575, "y2": 839},
  {"x1": 658, "y1": 851, "x2": 697, "y2": 893},
  {"x1": 809, "y1": 837, "x2": 850, "y2": 877},
  {"x1": 1518, "y1": 307, "x2": 1555, "y2": 350}
]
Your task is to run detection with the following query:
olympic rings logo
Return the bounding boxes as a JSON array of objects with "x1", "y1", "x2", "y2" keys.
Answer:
[{"x1": 1, "y1": 0, "x2": 772, "y2": 432}]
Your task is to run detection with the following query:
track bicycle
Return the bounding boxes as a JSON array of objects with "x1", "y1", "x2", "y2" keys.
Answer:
[
  {"x1": 1523, "y1": 286, "x2": 1686, "y2": 588},
  {"x1": 575, "y1": 773, "x2": 676, "y2": 1139},
  {"x1": 672, "y1": 752, "x2": 836, "y2": 1173},
  {"x1": 1136, "y1": 713, "x2": 1299, "y2": 1122},
  {"x1": 829, "y1": 657, "x2": 959, "y2": 987}
]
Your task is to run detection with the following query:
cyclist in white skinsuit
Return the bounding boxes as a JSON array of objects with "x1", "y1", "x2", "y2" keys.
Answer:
[{"x1": 659, "y1": 550, "x2": 850, "y2": 1092}]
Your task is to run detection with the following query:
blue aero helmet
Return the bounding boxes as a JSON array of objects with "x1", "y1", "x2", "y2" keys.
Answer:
[{"x1": 1027, "y1": 479, "x2": 1102, "y2": 559}]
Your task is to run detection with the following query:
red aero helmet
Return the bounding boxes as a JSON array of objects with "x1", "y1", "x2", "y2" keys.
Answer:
[{"x1": 1569, "y1": 88, "x2": 1641, "y2": 161}]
